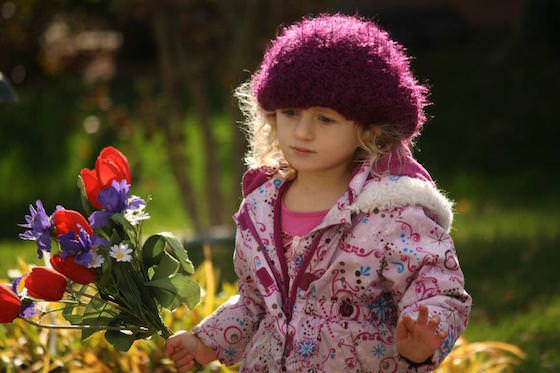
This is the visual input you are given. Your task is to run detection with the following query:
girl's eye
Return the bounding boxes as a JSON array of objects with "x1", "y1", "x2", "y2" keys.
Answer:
[
  {"x1": 281, "y1": 109, "x2": 298, "y2": 117},
  {"x1": 318, "y1": 115, "x2": 336, "y2": 124}
]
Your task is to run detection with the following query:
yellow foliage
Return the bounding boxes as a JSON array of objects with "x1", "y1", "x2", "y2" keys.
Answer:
[
  {"x1": 436, "y1": 336, "x2": 526, "y2": 373},
  {"x1": 0, "y1": 255, "x2": 524, "y2": 373}
]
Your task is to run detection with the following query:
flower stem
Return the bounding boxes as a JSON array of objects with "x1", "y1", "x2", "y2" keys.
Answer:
[
  {"x1": 49, "y1": 299, "x2": 81, "y2": 305},
  {"x1": 78, "y1": 290, "x2": 136, "y2": 317},
  {"x1": 19, "y1": 316, "x2": 151, "y2": 333},
  {"x1": 161, "y1": 326, "x2": 173, "y2": 339}
]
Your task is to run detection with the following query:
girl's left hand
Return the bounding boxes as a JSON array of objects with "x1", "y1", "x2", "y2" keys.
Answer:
[{"x1": 396, "y1": 304, "x2": 448, "y2": 364}]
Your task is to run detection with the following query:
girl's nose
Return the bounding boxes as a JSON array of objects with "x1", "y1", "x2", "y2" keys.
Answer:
[{"x1": 294, "y1": 112, "x2": 314, "y2": 140}]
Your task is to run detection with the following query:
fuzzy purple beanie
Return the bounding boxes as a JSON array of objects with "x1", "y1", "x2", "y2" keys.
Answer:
[{"x1": 252, "y1": 14, "x2": 430, "y2": 139}]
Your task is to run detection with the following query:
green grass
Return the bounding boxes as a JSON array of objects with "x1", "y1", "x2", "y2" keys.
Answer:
[
  {"x1": 465, "y1": 297, "x2": 560, "y2": 372},
  {"x1": 454, "y1": 205, "x2": 560, "y2": 372},
  {"x1": 453, "y1": 206, "x2": 560, "y2": 242},
  {"x1": 0, "y1": 240, "x2": 41, "y2": 276}
]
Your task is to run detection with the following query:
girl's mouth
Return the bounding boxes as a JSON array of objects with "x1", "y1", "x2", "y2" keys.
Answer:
[{"x1": 291, "y1": 146, "x2": 315, "y2": 154}]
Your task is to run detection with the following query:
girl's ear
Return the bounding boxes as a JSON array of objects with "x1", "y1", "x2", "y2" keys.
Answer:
[
  {"x1": 358, "y1": 125, "x2": 377, "y2": 143},
  {"x1": 358, "y1": 124, "x2": 391, "y2": 152},
  {"x1": 266, "y1": 111, "x2": 277, "y2": 127},
  {"x1": 370, "y1": 125, "x2": 383, "y2": 138}
]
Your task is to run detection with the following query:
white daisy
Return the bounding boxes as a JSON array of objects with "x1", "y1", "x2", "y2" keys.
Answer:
[
  {"x1": 110, "y1": 243, "x2": 133, "y2": 262},
  {"x1": 124, "y1": 206, "x2": 150, "y2": 226},
  {"x1": 89, "y1": 253, "x2": 105, "y2": 268}
]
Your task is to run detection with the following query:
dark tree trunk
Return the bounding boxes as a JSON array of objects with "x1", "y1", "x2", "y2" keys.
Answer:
[{"x1": 152, "y1": 8, "x2": 202, "y2": 232}]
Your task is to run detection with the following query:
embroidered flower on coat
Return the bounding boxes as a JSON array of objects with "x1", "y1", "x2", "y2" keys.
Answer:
[
  {"x1": 368, "y1": 293, "x2": 395, "y2": 326},
  {"x1": 372, "y1": 344, "x2": 385, "y2": 358},
  {"x1": 296, "y1": 338, "x2": 318, "y2": 360}
]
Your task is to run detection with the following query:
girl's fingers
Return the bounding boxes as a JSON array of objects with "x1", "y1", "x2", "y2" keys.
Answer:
[
  {"x1": 402, "y1": 315, "x2": 415, "y2": 331},
  {"x1": 171, "y1": 349, "x2": 192, "y2": 362},
  {"x1": 396, "y1": 315, "x2": 409, "y2": 340},
  {"x1": 165, "y1": 343, "x2": 178, "y2": 357},
  {"x1": 165, "y1": 339, "x2": 174, "y2": 354},
  {"x1": 417, "y1": 304, "x2": 428, "y2": 325},
  {"x1": 438, "y1": 329, "x2": 448, "y2": 339},
  {"x1": 427, "y1": 315, "x2": 440, "y2": 330},
  {"x1": 176, "y1": 355, "x2": 195, "y2": 370},
  {"x1": 165, "y1": 333, "x2": 185, "y2": 356},
  {"x1": 178, "y1": 361, "x2": 195, "y2": 373}
]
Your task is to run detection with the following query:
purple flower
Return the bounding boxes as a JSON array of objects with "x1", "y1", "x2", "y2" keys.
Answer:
[
  {"x1": 89, "y1": 180, "x2": 145, "y2": 229},
  {"x1": 11, "y1": 276, "x2": 22, "y2": 294},
  {"x1": 127, "y1": 195, "x2": 145, "y2": 210},
  {"x1": 18, "y1": 200, "x2": 52, "y2": 259},
  {"x1": 88, "y1": 211, "x2": 113, "y2": 229},
  {"x1": 99, "y1": 180, "x2": 130, "y2": 213},
  {"x1": 59, "y1": 226, "x2": 109, "y2": 267},
  {"x1": 21, "y1": 301, "x2": 36, "y2": 318},
  {"x1": 11, "y1": 276, "x2": 36, "y2": 318}
]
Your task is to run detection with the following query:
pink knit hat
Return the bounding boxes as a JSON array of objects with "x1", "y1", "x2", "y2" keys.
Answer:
[{"x1": 252, "y1": 14, "x2": 430, "y2": 140}]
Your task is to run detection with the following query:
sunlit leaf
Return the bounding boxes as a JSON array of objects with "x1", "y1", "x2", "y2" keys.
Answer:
[
  {"x1": 152, "y1": 251, "x2": 179, "y2": 281},
  {"x1": 143, "y1": 233, "x2": 194, "y2": 274}
]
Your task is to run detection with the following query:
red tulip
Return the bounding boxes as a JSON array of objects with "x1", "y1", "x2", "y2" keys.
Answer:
[
  {"x1": 80, "y1": 146, "x2": 131, "y2": 209},
  {"x1": 50, "y1": 254, "x2": 96, "y2": 285},
  {"x1": 0, "y1": 285, "x2": 21, "y2": 323},
  {"x1": 25, "y1": 267, "x2": 67, "y2": 301},
  {"x1": 53, "y1": 209, "x2": 93, "y2": 237}
]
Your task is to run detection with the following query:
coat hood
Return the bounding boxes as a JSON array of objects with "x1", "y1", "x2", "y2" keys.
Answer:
[{"x1": 353, "y1": 146, "x2": 454, "y2": 232}]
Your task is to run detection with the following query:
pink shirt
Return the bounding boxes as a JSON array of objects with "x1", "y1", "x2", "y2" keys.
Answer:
[
  {"x1": 281, "y1": 198, "x2": 330, "y2": 274},
  {"x1": 281, "y1": 198, "x2": 329, "y2": 237}
]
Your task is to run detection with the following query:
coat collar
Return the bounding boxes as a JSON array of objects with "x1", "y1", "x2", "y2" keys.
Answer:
[
  {"x1": 242, "y1": 161, "x2": 373, "y2": 235},
  {"x1": 351, "y1": 175, "x2": 454, "y2": 232},
  {"x1": 240, "y1": 146, "x2": 454, "y2": 235}
]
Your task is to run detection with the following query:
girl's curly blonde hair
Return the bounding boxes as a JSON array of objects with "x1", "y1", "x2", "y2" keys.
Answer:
[{"x1": 234, "y1": 81, "x2": 411, "y2": 179}]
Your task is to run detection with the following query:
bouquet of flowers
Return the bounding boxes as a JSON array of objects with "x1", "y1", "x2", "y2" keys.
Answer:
[{"x1": 0, "y1": 146, "x2": 199, "y2": 351}]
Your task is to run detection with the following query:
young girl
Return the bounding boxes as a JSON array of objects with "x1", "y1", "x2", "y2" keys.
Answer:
[{"x1": 166, "y1": 14, "x2": 471, "y2": 372}]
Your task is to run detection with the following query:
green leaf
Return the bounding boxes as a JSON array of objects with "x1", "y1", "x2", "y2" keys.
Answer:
[
  {"x1": 111, "y1": 213, "x2": 137, "y2": 241},
  {"x1": 103, "y1": 314, "x2": 145, "y2": 352},
  {"x1": 110, "y1": 229, "x2": 121, "y2": 245},
  {"x1": 87, "y1": 295, "x2": 107, "y2": 311},
  {"x1": 145, "y1": 273, "x2": 200, "y2": 311},
  {"x1": 98, "y1": 255, "x2": 115, "y2": 294},
  {"x1": 105, "y1": 329, "x2": 135, "y2": 352},
  {"x1": 77, "y1": 175, "x2": 92, "y2": 216},
  {"x1": 80, "y1": 297, "x2": 116, "y2": 341},
  {"x1": 144, "y1": 276, "x2": 179, "y2": 310},
  {"x1": 62, "y1": 303, "x2": 82, "y2": 324},
  {"x1": 144, "y1": 232, "x2": 195, "y2": 274},
  {"x1": 152, "y1": 251, "x2": 180, "y2": 280},
  {"x1": 151, "y1": 286, "x2": 180, "y2": 310},
  {"x1": 142, "y1": 235, "x2": 165, "y2": 267},
  {"x1": 113, "y1": 263, "x2": 143, "y2": 310},
  {"x1": 81, "y1": 316, "x2": 114, "y2": 341},
  {"x1": 162, "y1": 232, "x2": 195, "y2": 274},
  {"x1": 170, "y1": 274, "x2": 200, "y2": 309}
]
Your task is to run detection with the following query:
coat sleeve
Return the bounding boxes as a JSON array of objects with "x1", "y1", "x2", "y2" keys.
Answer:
[
  {"x1": 192, "y1": 228, "x2": 266, "y2": 366},
  {"x1": 379, "y1": 205, "x2": 471, "y2": 371}
]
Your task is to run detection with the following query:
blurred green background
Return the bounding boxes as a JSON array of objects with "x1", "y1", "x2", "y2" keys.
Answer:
[{"x1": 1, "y1": 0, "x2": 559, "y2": 371}]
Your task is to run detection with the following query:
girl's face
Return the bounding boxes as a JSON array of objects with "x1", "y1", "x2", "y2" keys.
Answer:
[{"x1": 275, "y1": 107, "x2": 361, "y2": 175}]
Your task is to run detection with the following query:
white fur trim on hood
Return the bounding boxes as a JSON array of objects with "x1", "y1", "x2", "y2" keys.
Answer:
[{"x1": 350, "y1": 176, "x2": 454, "y2": 232}]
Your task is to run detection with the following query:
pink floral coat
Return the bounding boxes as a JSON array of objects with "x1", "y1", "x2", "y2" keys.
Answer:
[{"x1": 194, "y1": 160, "x2": 471, "y2": 372}]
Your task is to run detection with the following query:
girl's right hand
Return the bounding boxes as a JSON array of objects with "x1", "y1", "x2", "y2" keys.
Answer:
[{"x1": 165, "y1": 330, "x2": 218, "y2": 372}]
